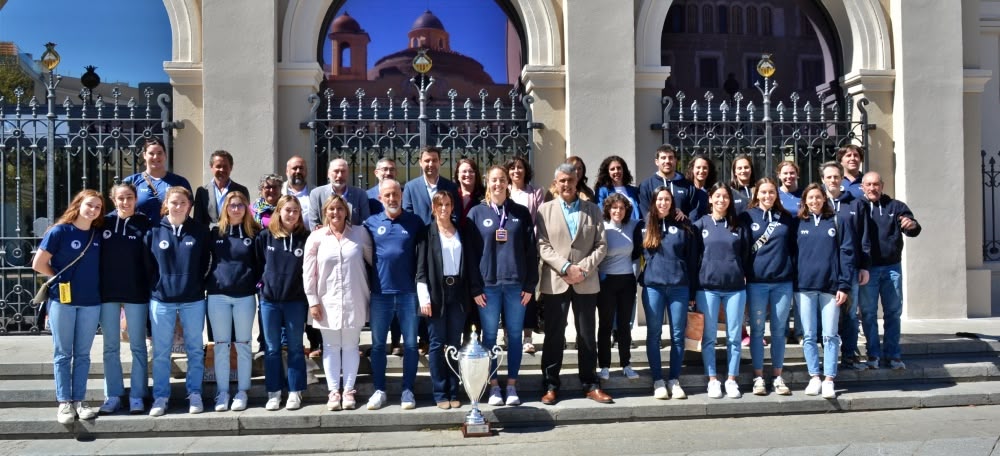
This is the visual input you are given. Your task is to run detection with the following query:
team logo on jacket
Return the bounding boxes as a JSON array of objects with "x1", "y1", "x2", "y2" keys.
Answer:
[
  {"x1": 103, "y1": 230, "x2": 112, "y2": 239},
  {"x1": 70, "y1": 240, "x2": 81, "y2": 249},
  {"x1": 159, "y1": 240, "x2": 169, "y2": 249},
  {"x1": 243, "y1": 238, "x2": 252, "y2": 246},
  {"x1": 701, "y1": 229, "x2": 709, "y2": 238},
  {"x1": 828, "y1": 228, "x2": 836, "y2": 237},
  {"x1": 294, "y1": 248, "x2": 303, "y2": 257},
  {"x1": 376, "y1": 226, "x2": 387, "y2": 236},
  {"x1": 751, "y1": 222, "x2": 760, "y2": 231},
  {"x1": 483, "y1": 218, "x2": 494, "y2": 227},
  {"x1": 668, "y1": 226, "x2": 678, "y2": 235}
]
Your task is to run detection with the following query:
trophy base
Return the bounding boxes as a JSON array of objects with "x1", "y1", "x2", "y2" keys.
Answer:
[{"x1": 461, "y1": 421, "x2": 493, "y2": 437}]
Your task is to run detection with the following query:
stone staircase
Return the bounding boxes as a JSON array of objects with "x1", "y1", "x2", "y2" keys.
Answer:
[{"x1": 1, "y1": 320, "x2": 998, "y2": 439}]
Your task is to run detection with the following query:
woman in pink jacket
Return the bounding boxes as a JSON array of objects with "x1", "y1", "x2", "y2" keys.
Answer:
[{"x1": 303, "y1": 194, "x2": 372, "y2": 411}]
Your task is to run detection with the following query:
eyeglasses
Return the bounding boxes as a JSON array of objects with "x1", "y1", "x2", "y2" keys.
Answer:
[
  {"x1": 262, "y1": 185, "x2": 279, "y2": 190},
  {"x1": 228, "y1": 203, "x2": 246, "y2": 209}
]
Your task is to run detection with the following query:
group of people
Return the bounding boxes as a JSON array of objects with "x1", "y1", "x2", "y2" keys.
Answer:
[{"x1": 34, "y1": 138, "x2": 920, "y2": 424}]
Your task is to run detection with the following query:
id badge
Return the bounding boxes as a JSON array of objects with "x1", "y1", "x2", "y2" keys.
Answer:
[
  {"x1": 495, "y1": 228, "x2": 508, "y2": 242},
  {"x1": 58, "y1": 282, "x2": 72, "y2": 304}
]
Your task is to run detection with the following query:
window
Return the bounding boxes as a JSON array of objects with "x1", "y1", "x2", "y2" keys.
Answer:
[
  {"x1": 702, "y1": 5, "x2": 714, "y2": 34},
  {"x1": 762, "y1": 7, "x2": 773, "y2": 36},
  {"x1": 686, "y1": 5, "x2": 699, "y2": 33},
  {"x1": 747, "y1": 6, "x2": 758, "y2": 35},
  {"x1": 745, "y1": 57, "x2": 759, "y2": 88},
  {"x1": 717, "y1": 5, "x2": 728, "y2": 34},
  {"x1": 731, "y1": 6, "x2": 743, "y2": 34},
  {"x1": 339, "y1": 44, "x2": 351, "y2": 69},
  {"x1": 666, "y1": 4, "x2": 685, "y2": 33},
  {"x1": 800, "y1": 57, "x2": 825, "y2": 92},
  {"x1": 698, "y1": 56, "x2": 720, "y2": 89}
]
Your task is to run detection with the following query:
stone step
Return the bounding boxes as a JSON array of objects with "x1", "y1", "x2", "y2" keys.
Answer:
[
  {"x1": 2, "y1": 353, "x2": 997, "y2": 408},
  {"x1": 2, "y1": 381, "x2": 998, "y2": 440}
]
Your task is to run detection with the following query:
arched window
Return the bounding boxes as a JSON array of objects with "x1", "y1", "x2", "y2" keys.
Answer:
[
  {"x1": 666, "y1": 4, "x2": 684, "y2": 33},
  {"x1": 731, "y1": 6, "x2": 743, "y2": 34},
  {"x1": 747, "y1": 6, "x2": 758, "y2": 35},
  {"x1": 339, "y1": 43, "x2": 351, "y2": 69},
  {"x1": 702, "y1": 5, "x2": 713, "y2": 34},
  {"x1": 762, "y1": 6, "x2": 773, "y2": 36},
  {"x1": 717, "y1": 5, "x2": 728, "y2": 34},
  {"x1": 438, "y1": 38, "x2": 444, "y2": 49},
  {"x1": 410, "y1": 37, "x2": 417, "y2": 48},
  {"x1": 686, "y1": 4, "x2": 698, "y2": 33}
]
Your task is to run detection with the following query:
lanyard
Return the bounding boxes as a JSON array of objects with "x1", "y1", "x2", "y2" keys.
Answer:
[{"x1": 490, "y1": 201, "x2": 507, "y2": 229}]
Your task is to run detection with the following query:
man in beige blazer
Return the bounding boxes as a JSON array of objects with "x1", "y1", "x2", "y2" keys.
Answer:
[{"x1": 536, "y1": 163, "x2": 611, "y2": 405}]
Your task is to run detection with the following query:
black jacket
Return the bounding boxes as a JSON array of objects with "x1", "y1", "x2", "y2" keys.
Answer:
[
  {"x1": 193, "y1": 181, "x2": 251, "y2": 228},
  {"x1": 415, "y1": 222, "x2": 485, "y2": 318}
]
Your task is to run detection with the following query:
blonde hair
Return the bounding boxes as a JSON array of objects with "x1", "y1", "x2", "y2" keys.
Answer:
[
  {"x1": 217, "y1": 191, "x2": 259, "y2": 237},
  {"x1": 322, "y1": 194, "x2": 352, "y2": 227},
  {"x1": 159, "y1": 186, "x2": 192, "y2": 217},
  {"x1": 268, "y1": 194, "x2": 306, "y2": 237}
]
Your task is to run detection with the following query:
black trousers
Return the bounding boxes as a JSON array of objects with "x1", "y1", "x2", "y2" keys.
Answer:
[
  {"x1": 597, "y1": 274, "x2": 636, "y2": 368},
  {"x1": 541, "y1": 289, "x2": 599, "y2": 392}
]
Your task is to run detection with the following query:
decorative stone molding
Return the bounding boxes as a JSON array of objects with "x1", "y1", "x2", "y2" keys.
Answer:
[
  {"x1": 635, "y1": 66, "x2": 671, "y2": 89},
  {"x1": 964, "y1": 69, "x2": 993, "y2": 93},
  {"x1": 635, "y1": 0, "x2": 671, "y2": 68},
  {"x1": 277, "y1": 62, "x2": 324, "y2": 89},
  {"x1": 162, "y1": 0, "x2": 201, "y2": 63},
  {"x1": 281, "y1": 0, "x2": 334, "y2": 64},
  {"x1": 842, "y1": 69, "x2": 896, "y2": 96},
  {"x1": 510, "y1": 0, "x2": 562, "y2": 66},
  {"x1": 522, "y1": 65, "x2": 566, "y2": 92},
  {"x1": 163, "y1": 61, "x2": 203, "y2": 86}
]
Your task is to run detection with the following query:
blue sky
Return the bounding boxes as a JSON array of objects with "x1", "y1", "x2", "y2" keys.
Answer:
[{"x1": 0, "y1": 0, "x2": 510, "y2": 86}]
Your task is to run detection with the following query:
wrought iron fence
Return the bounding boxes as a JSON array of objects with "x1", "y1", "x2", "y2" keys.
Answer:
[
  {"x1": 983, "y1": 150, "x2": 1000, "y2": 262},
  {"x1": 0, "y1": 85, "x2": 176, "y2": 334},
  {"x1": 655, "y1": 90, "x2": 871, "y2": 184},
  {"x1": 304, "y1": 78, "x2": 536, "y2": 189}
]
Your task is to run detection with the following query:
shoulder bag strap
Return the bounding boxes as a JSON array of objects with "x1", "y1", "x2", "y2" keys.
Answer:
[
  {"x1": 43, "y1": 229, "x2": 97, "y2": 287},
  {"x1": 751, "y1": 221, "x2": 780, "y2": 253}
]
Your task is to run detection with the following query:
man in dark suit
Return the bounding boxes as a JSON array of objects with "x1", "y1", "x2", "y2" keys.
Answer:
[
  {"x1": 402, "y1": 146, "x2": 460, "y2": 225},
  {"x1": 193, "y1": 150, "x2": 250, "y2": 229},
  {"x1": 308, "y1": 158, "x2": 370, "y2": 229}
]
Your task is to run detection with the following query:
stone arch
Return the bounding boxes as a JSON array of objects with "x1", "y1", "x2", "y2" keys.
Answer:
[
  {"x1": 162, "y1": 0, "x2": 201, "y2": 63},
  {"x1": 282, "y1": 0, "x2": 335, "y2": 64}
]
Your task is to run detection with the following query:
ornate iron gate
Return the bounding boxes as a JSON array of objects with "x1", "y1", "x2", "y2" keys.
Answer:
[
  {"x1": 0, "y1": 85, "x2": 178, "y2": 334},
  {"x1": 655, "y1": 90, "x2": 871, "y2": 184},
  {"x1": 304, "y1": 76, "x2": 536, "y2": 188}
]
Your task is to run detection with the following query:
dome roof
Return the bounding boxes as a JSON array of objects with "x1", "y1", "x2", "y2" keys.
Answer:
[
  {"x1": 411, "y1": 10, "x2": 445, "y2": 31},
  {"x1": 331, "y1": 12, "x2": 362, "y2": 33}
]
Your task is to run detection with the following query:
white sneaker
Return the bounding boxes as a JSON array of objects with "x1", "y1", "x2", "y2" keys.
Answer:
[
  {"x1": 773, "y1": 376, "x2": 792, "y2": 396},
  {"x1": 99, "y1": 396, "x2": 121, "y2": 415},
  {"x1": 707, "y1": 379, "x2": 723, "y2": 399},
  {"x1": 73, "y1": 401, "x2": 96, "y2": 420},
  {"x1": 505, "y1": 385, "x2": 520, "y2": 406},
  {"x1": 668, "y1": 379, "x2": 687, "y2": 399},
  {"x1": 487, "y1": 386, "x2": 503, "y2": 406},
  {"x1": 56, "y1": 402, "x2": 76, "y2": 424},
  {"x1": 231, "y1": 391, "x2": 248, "y2": 411},
  {"x1": 822, "y1": 380, "x2": 836, "y2": 399},
  {"x1": 214, "y1": 392, "x2": 229, "y2": 412},
  {"x1": 265, "y1": 391, "x2": 282, "y2": 411},
  {"x1": 724, "y1": 380, "x2": 742, "y2": 399},
  {"x1": 367, "y1": 390, "x2": 387, "y2": 410},
  {"x1": 866, "y1": 357, "x2": 881, "y2": 370},
  {"x1": 623, "y1": 366, "x2": 640, "y2": 380},
  {"x1": 890, "y1": 359, "x2": 906, "y2": 370},
  {"x1": 286, "y1": 391, "x2": 303, "y2": 410},
  {"x1": 805, "y1": 377, "x2": 822, "y2": 396},
  {"x1": 129, "y1": 397, "x2": 144, "y2": 414},
  {"x1": 149, "y1": 397, "x2": 168, "y2": 417},
  {"x1": 597, "y1": 368, "x2": 610, "y2": 380},
  {"x1": 400, "y1": 390, "x2": 416, "y2": 410},
  {"x1": 342, "y1": 390, "x2": 357, "y2": 410},
  {"x1": 188, "y1": 393, "x2": 204, "y2": 414},
  {"x1": 752, "y1": 377, "x2": 767, "y2": 396},
  {"x1": 653, "y1": 380, "x2": 668, "y2": 400}
]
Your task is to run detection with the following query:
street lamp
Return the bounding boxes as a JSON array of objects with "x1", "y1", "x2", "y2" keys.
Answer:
[
  {"x1": 40, "y1": 43, "x2": 61, "y2": 224},
  {"x1": 754, "y1": 53, "x2": 777, "y2": 176},
  {"x1": 80, "y1": 65, "x2": 101, "y2": 105}
]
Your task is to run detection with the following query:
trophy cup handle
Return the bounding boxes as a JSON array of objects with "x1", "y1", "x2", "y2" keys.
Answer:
[
  {"x1": 444, "y1": 345, "x2": 461, "y2": 380},
  {"x1": 487, "y1": 345, "x2": 505, "y2": 381}
]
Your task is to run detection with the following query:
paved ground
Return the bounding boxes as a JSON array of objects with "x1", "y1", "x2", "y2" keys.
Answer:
[{"x1": 3, "y1": 405, "x2": 1000, "y2": 455}]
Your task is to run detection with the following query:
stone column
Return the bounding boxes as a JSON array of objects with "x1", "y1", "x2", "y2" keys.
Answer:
[
  {"x1": 163, "y1": 62, "x2": 203, "y2": 187},
  {"x1": 521, "y1": 65, "x2": 566, "y2": 187},
  {"x1": 635, "y1": 67, "x2": 671, "y2": 180},
  {"x1": 890, "y1": 0, "x2": 967, "y2": 318},
  {"x1": 276, "y1": 63, "x2": 323, "y2": 188},
  {"x1": 201, "y1": 0, "x2": 278, "y2": 188}
]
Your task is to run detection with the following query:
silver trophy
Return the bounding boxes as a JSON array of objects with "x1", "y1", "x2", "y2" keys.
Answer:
[{"x1": 445, "y1": 336, "x2": 504, "y2": 437}]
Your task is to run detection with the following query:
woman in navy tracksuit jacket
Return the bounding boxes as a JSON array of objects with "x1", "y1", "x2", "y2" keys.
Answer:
[
  {"x1": 693, "y1": 183, "x2": 751, "y2": 399},
  {"x1": 146, "y1": 186, "x2": 211, "y2": 417},
  {"x1": 640, "y1": 185, "x2": 696, "y2": 400},
  {"x1": 796, "y1": 183, "x2": 854, "y2": 399},
  {"x1": 739, "y1": 177, "x2": 797, "y2": 396},
  {"x1": 205, "y1": 191, "x2": 261, "y2": 412},
  {"x1": 256, "y1": 195, "x2": 309, "y2": 411}
]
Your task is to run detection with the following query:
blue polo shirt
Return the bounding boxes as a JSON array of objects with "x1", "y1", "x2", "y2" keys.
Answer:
[
  {"x1": 364, "y1": 211, "x2": 425, "y2": 295},
  {"x1": 121, "y1": 172, "x2": 192, "y2": 224},
  {"x1": 39, "y1": 224, "x2": 102, "y2": 306}
]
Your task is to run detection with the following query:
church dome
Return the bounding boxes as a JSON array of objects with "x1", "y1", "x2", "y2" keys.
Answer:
[
  {"x1": 411, "y1": 10, "x2": 445, "y2": 31},
  {"x1": 331, "y1": 12, "x2": 362, "y2": 33}
]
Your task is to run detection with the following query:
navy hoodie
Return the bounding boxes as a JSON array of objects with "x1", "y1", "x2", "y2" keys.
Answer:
[
  {"x1": 740, "y1": 207, "x2": 797, "y2": 283},
  {"x1": 640, "y1": 219, "x2": 697, "y2": 293},
  {"x1": 861, "y1": 194, "x2": 921, "y2": 266},
  {"x1": 466, "y1": 200, "x2": 539, "y2": 292},
  {"x1": 100, "y1": 212, "x2": 152, "y2": 303},
  {"x1": 796, "y1": 213, "x2": 854, "y2": 294},
  {"x1": 829, "y1": 190, "x2": 871, "y2": 271},
  {"x1": 731, "y1": 185, "x2": 753, "y2": 214},
  {"x1": 256, "y1": 228, "x2": 307, "y2": 302},
  {"x1": 146, "y1": 217, "x2": 210, "y2": 303},
  {"x1": 206, "y1": 225, "x2": 260, "y2": 297},
  {"x1": 692, "y1": 215, "x2": 751, "y2": 291},
  {"x1": 638, "y1": 173, "x2": 699, "y2": 220}
]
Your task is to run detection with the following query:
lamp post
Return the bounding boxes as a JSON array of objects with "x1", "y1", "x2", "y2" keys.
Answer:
[
  {"x1": 80, "y1": 65, "x2": 100, "y2": 105},
  {"x1": 40, "y1": 43, "x2": 61, "y2": 224},
  {"x1": 754, "y1": 53, "x2": 777, "y2": 176},
  {"x1": 410, "y1": 48, "x2": 434, "y2": 148}
]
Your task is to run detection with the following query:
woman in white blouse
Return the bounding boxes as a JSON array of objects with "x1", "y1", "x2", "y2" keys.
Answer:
[{"x1": 303, "y1": 194, "x2": 373, "y2": 411}]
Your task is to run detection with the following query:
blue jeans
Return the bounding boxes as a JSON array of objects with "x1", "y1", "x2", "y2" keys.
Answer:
[
  {"x1": 643, "y1": 285, "x2": 688, "y2": 382},
  {"x1": 859, "y1": 263, "x2": 903, "y2": 360},
  {"x1": 369, "y1": 293, "x2": 419, "y2": 392},
  {"x1": 100, "y1": 302, "x2": 148, "y2": 399},
  {"x1": 747, "y1": 282, "x2": 792, "y2": 372},
  {"x1": 207, "y1": 294, "x2": 257, "y2": 393},
  {"x1": 696, "y1": 289, "x2": 746, "y2": 378},
  {"x1": 427, "y1": 287, "x2": 466, "y2": 403},
  {"x1": 839, "y1": 279, "x2": 861, "y2": 359},
  {"x1": 50, "y1": 302, "x2": 101, "y2": 402},
  {"x1": 260, "y1": 299, "x2": 307, "y2": 393},
  {"x1": 479, "y1": 284, "x2": 525, "y2": 380},
  {"x1": 798, "y1": 291, "x2": 841, "y2": 378},
  {"x1": 150, "y1": 299, "x2": 205, "y2": 399}
]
